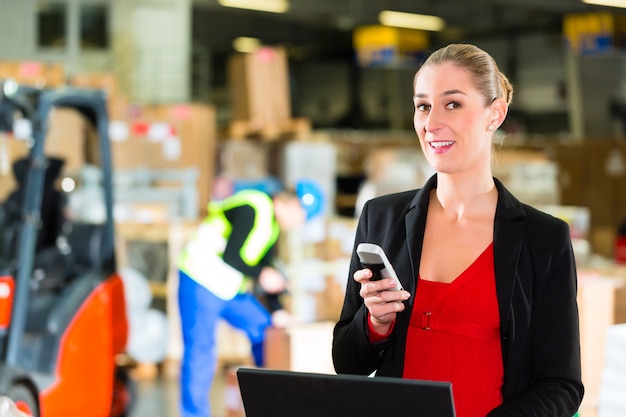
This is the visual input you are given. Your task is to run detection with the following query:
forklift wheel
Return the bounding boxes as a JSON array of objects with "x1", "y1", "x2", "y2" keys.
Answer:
[
  {"x1": 7, "y1": 384, "x2": 38, "y2": 417},
  {"x1": 110, "y1": 367, "x2": 136, "y2": 417}
]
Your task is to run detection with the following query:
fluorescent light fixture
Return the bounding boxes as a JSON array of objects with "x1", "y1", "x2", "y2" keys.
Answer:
[
  {"x1": 217, "y1": 0, "x2": 289, "y2": 13},
  {"x1": 233, "y1": 37, "x2": 262, "y2": 53},
  {"x1": 582, "y1": 0, "x2": 626, "y2": 7},
  {"x1": 379, "y1": 10, "x2": 445, "y2": 31}
]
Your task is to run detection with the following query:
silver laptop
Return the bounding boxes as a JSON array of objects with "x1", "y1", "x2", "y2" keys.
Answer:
[{"x1": 236, "y1": 367, "x2": 456, "y2": 417}]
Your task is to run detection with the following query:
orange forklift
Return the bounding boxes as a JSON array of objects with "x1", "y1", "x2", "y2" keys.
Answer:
[{"x1": 0, "y1": 79, "x2": 133, "y2": 416}]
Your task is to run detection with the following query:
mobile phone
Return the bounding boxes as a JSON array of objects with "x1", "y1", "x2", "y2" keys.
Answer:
[{"x1": 356, "y1": 243, "x2": 403, "y2": 291}]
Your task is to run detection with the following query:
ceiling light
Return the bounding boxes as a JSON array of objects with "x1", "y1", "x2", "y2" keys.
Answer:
[
  {"x1": 379, "y1": 10, "x2": 445, "y2": 31},
  {"x1": 581, "y1": 0, "x2": 626, "y2": 7},
  {"x1": 217, "y1": 0, "x2": 289, "y2": 13},
  {"x1": 233, "y1": 37, "x2": 262, "y2": 53}
]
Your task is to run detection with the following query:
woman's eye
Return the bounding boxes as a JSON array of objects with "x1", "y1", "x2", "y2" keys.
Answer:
[
  {"x1": 415, "y1": 103, "x2": 430, "y2": 112},
  {"x1": 446, "y1": 102, "x2": 461, "y2": 109}
]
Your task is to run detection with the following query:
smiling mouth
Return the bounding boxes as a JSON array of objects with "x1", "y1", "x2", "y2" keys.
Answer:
[{"x1": 429, "y1": 141, "x2": 454, "y2": 148}]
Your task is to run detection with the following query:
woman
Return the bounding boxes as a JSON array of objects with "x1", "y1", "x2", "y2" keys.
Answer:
[{"x1": 332, "y1": 43, "x2": 584, "y2": 417}]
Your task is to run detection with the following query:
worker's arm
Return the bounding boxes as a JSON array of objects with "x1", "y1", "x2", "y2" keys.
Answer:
[{"x1": 222, "y1": 204, "x2": 272, "y2": 278}]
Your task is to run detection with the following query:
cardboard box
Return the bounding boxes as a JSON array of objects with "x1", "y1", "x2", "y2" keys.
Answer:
[
  {"x1": 111, "y1": 103, "x2": 217, "y2": 216},
  {"x1": 218, "y1": 140, "x2": 269, "y2": 180},
  {"x1": 45, "y1": 108, "x2": 95, "y2": 174},
  {"x1": 0, "y1": 60, "x2": 65, "y2": 88},
  {"x1": 224, "y1": 366, "x2": 247, "y2": 417},
  {"x1": 315, "y1": 273, "x2": 348, "y2": 322},
  {"x1": 597, "y1": 324, "x2": 626, "y2": 416},
  {"x1": 277, "y1": 216, "x2": 354, "y2": 322},
  {"x1": 70, "y1": 72, "x2": 119, "y2": 97},
  {"x1": 321, "y1": 217, "x2": 358, "y2": 260},
  {"x1": 69, "y1": 72, "x2": 128, "y2": 120},
  {"x1": 550, "y1": 142, "x2": 626, "y2": 232},
  {"x1": 592, "y1": 226, "x2": 618, "y2": 259},
  {"x1": 577, "y1": 270, "x2": 626, "y2": 417},
  {"x1": 0, "y1": 134, "x2": 30, "y2": 200},
  {"x1": 264, "y1": 321, "x2": 336, "y2": 374},
  {"x1": 493, "y1": 148, "x2": 560, "y2": 206},
  {"x1": 228, "y1": 47, "x2": 291, "y2": 126}
]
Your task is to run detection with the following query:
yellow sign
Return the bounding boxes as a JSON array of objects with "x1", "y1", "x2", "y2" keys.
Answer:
[
  {"x1": 353, "y1": 25, "x2": 429, "y2": 66},
  {"x1": 564, "y1": 12, "x2": 626, "y2": 54}
]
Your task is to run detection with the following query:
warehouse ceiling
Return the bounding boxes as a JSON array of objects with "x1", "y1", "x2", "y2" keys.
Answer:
[{"x1": 192, "y1": 0, "x2": 607, "y2": 58}]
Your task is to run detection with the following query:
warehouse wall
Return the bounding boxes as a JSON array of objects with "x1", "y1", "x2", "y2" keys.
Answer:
[
  {"x1": 576, "y1": 52, "x2": 626, "y2": 138},
  {"x1": 0, "y1": 0, "x2": 191, "y2": 103},
  {"x1": 289, "y1": 33, "x2": 571, "y2": 134},
  {"x1": 2, "y1": 1, "x2": 625, "y2": 138},
  {"x1": 111, "y1": 0, "x2": 191, "y2": 103},
  {"x1": 0, "y1": 0, "x2": 38, "y2": 59},
  {"x1": 0, "y1": 0, "x2": 113, "y2": 75}
]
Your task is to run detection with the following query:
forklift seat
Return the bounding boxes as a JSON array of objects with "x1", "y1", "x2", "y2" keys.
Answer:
[
  {"x1": 22, "y1": 271, "x2": 101, "y2": 373},
  {"x1": 24, "y1": 223, "x2": 104, "y2": 333},
  {"x1": 66, "y1": 222, "x2": 105, "y2": 273}
]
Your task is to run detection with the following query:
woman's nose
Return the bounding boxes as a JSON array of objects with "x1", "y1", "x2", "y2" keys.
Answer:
[{"x1": 424, "y1": 108, "x2": 443, "y2": 132}]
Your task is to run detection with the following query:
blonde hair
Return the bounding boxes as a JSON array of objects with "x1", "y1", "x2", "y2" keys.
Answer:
[{"x1": 415, "y1": 43, "x2": 513, "y2": 106}]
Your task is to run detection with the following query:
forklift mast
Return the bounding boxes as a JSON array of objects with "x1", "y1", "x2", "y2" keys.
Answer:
[{"x1": 0, "y1": 79, "x2": 117, "y2": 367}]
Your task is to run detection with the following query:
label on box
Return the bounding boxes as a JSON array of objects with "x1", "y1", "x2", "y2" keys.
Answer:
[{"x1": 162, "y1": 136, "x2": 181, "y2": 161}]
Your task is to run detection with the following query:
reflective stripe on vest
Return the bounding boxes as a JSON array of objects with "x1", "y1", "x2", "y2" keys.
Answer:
[
  {"x1": 177, "y1": 190, "x2": 279, "y2": 299},
  {"x1": 180, "y1": 190, "x2": 279, "y2": 270},
  {"x1": 212, "y1": 190, "x2": 280, "y2": 265}
]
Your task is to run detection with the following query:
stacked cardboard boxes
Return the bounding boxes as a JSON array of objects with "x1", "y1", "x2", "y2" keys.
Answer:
[
  {"x1": 69, "y1": 72, "x2": 128, "y2": 121},
  {"x1": 598, "y1": 324, "x2": 626, "y2": 416},
  {"x1": 226, "y1": 46, "x2": 311, "y2": 140},
  {"x1": 576, "y1": 269, "x2": 626, "y2": 417},
  {"x1": 228, "y1": 47, "x2": 291, "y2": 128},
  {"x1": 1, "y1": 106, "x2": 97, "y2": 203},
  {"x1": 1, "y1": 61, "x2": 68, "y2": 200},
  {"x1": 110, "y1": 103, "x2": 217, "y2": 218},
  {"x1": 550, "y1": 141, "x2": 626, "y2": 258},
  {"x1": 0, "y1": 134, "x2": 30, "y2": 200},
  {"x1": 0, "y1": 60, "x2": 65, "y2": 88}
]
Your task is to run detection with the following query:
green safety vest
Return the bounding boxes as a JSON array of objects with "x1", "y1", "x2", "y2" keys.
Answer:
[{"x1": 178, "y1": 190, "x2": 280, "y2": 298}]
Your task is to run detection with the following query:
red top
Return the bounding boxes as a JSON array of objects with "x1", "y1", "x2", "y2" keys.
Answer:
[{"x1": 402, "y1": 243, "x2": 503, "y2": 417}]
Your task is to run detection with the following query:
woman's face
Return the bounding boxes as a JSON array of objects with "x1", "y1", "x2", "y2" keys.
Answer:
[{"x1": 413, "y1": 62, "x2": 495, "y2": 176}]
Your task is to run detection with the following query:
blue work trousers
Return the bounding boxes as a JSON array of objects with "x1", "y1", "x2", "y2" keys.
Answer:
[{"x1": 178, "y1": 270, "x2": 271, "y2": 417}]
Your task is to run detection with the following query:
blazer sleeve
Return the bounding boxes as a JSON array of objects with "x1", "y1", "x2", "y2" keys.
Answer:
[
  {"x1": 332, "y1": 200, "x2": 393, "y2": 375},
  {"x1": 489, "y1": 219, "x2": 584, "y2": 416}
]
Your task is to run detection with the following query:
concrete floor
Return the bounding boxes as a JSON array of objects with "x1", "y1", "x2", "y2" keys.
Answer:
[
  {"x1": 132, "y1": 376, "x2": 180, "y2": 417},
  {"x1": 130, "y1": 363, "x2": 231, "y2": 417}
]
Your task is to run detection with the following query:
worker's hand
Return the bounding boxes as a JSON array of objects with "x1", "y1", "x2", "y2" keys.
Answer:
[
  {"x1": 354, "y1": 268, "x2": 410, "y2": 335},
  {"x1": 259, "y1": 267, "x2": 287, "y2": 294},
  {"x1": 271, "y1": 309, "x2": 293, "y2": 328}
]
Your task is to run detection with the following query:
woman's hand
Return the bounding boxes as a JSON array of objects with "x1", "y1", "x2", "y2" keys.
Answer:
[{"x1": 354, "y1": 268, "x2": 410, "y2": 335}]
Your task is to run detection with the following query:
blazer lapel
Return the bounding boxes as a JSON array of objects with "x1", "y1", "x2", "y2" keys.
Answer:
[
  {"x1": 405, "y1": 175, "x2": 437, "y2": 296},
  {"x1": 403, "y1": 175, "x2": 525, "y2": 328},
  {"x1": 493, "y1": 178, "x2": 525, "y2": 341}
]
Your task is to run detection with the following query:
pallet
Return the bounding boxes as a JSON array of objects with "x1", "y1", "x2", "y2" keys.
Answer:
[{"x1": 226, "y1": 117, "x2": 311, "y2": 141}]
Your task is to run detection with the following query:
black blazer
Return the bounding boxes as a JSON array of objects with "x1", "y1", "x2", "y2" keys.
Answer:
[{"x1": 332, "y1": 175, "x2": 584, "y2": 417}]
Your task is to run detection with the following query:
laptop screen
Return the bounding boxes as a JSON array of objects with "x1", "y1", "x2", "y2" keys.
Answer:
[{"x1": 237, "y1": 368, "x2": 456, "y2": 417}]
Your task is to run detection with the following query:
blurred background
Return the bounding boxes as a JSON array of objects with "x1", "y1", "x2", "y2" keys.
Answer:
[{"x1": 1, "y1": 0, "x2": 626, "y2": 416}]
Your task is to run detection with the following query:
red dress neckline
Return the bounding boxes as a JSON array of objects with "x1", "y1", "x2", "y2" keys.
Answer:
[{"x1": 403, "y1": 242, "x2": 503, "y2": 417}]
